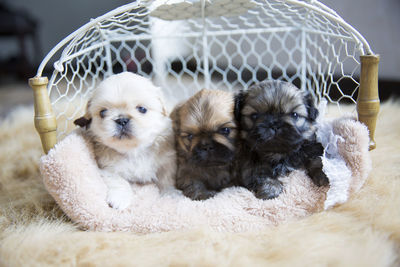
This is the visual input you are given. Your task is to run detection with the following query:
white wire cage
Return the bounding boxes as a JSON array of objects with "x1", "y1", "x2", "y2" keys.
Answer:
[{"x1": 30, "y1": 0, "x2": 380, "y2": 153}]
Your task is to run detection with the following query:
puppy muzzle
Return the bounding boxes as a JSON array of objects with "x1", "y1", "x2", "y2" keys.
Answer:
[
  {"x1": 251, "y1": 116, "x2": 281, "y2": 142},
  {"x1": 114, "y1": 117, "x2": 132, "y2": 139},
  {"x1": 194, "y1": 140, "x2": 215, "y2": 161},
  {"x1": 249, "y1": 122, "x2": 304, "y2": 153},
  {"x1": 192, "y1": 140, "x2": 234, "y2": 166}
]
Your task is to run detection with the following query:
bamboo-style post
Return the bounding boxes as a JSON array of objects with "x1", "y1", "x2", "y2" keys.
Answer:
[
  {"x1": 29, "y1": 76, "x2": 57, "y2": 154},
  {"x1": 357, "y1": 55, "x2": 380, "y2": 150}
]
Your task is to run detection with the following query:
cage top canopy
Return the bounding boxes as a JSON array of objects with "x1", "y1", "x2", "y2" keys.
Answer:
[
  {"x1": 30, "y1": 0, "x2": 380, "y2": 153},
  {"x1": 33, "y1": 0, "x2": 378, "y2": 140},
  {"x1": 36, "y1": 0, "x2": 373, "y2": 77}
]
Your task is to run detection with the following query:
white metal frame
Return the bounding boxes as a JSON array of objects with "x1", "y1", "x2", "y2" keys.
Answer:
[
  {"x1": 35, "y1": 0, "x2": 373, "y2": 77},
  {"x1": 31, "y1": 0, "x2": 378, "y2": 141}
]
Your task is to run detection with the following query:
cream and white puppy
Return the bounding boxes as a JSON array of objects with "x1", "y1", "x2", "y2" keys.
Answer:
[{"x1": 74, "y1": 72, "x2": 176, "y2": 210}]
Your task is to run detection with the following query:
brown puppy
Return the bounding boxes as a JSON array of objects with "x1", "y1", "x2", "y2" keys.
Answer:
[{"x1": 171, "y1": 89, "x2": 238, "y2": 200}]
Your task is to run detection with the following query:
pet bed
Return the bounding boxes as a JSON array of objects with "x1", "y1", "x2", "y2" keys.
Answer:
[
  {"x1": 29, "y1": 0, "x2": 379, "y2": 232},
  {"x1": 40, "y1": 114, "x2": 371, "y2": 232}
]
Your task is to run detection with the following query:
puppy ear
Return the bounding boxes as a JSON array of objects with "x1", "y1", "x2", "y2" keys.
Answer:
[
  {"x1": 170, "y1": 102, "x2": 183, "y2": 132},
  {"x1": 74, "y1": 99, "x2": 92, "y2": 129},
  {"x1": 74, "y1": 116, "x2": 92, "y2": 128},
  {"x1": 303, "y1": 91, "x2": 319, "y2": 121},
  {"x1": 234, "y1": 90, "x2": 247, "y2": 122}
]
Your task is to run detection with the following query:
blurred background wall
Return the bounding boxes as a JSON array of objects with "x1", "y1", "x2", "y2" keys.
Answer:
[
  {"x1": 322, "y1": 0, "x2": 400, "y2": 81},
  {"x1": 0, "y1": 0, "x2": 398, "y2": 93}
]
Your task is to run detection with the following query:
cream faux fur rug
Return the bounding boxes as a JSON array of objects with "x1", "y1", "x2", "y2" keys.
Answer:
[{"x1": 1, "y1": 102, "x2": 399, "y2": 266}]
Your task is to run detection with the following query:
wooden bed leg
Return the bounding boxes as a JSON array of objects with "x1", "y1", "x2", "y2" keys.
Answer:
[
  {"x1": 29, "y1": 76, "x2": 57, "y2": 154},
  {"x1": 357, "y1": 55, "x2": 380, "y2": 150}
]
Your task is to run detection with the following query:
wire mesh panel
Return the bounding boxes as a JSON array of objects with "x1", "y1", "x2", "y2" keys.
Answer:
[{"x1": 37, "y1": 0, "x2": 373, "y2": 138}]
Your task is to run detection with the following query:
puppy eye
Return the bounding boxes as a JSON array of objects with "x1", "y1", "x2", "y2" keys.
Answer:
[
  {"x1": 136, "y1": 106, "x2": 147, "y2": 114},
  {"x1": 251, "y1": 113, "x2": 259, "y2": 120},
  {"x1": 186, "y1": 134, "x2": 193, "y2": 141},
  {"x1": 99, "y1": 109, "x2": 107, "y2": 118},
  {"x1": 219, "y1": 127, "x2": 231, "y2": 136},
  {"x1": 291, "y1": 112, "x2": 299, "y2": 119}
]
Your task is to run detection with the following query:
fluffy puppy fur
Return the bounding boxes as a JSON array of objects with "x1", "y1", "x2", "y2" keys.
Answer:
[
  {"x1": 234, "y1": 80, "x2": 328, "y2": 200},
  {"x1": 74, "y1": 72, "x2": 176, "y2": 210},
  {"x1": 171, "y1": 89, "x2": 238, "y2": 200}
]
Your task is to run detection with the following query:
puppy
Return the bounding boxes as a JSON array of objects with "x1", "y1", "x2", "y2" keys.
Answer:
[
  {"x1": 171, "y1": 89, "x2": 238, "y2": 200},
  {"x1": 74, "y1": 72, "x2": 176, "y2": 210},
  {"x1": 234, "y1": 80, "x2": 328, "y2": 200}
]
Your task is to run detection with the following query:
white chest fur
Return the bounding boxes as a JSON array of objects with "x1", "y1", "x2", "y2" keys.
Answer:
[
  {"x1": 96, "y1": 144, "x2": 159, "y2": 184},
  {"x1": 119, "y1": 149, "x2": 158, "y2": 183}
]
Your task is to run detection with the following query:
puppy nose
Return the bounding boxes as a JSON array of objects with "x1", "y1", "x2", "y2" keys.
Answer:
[
  {"x1": 269, "y1": 124, "x2": 278, "y2": 131},
  {"x1": 115, "y1": 118, "x2": 130, "y2": 126},
  {"x1": 264, "y1": 115, "x2": 279, "y2": 130},
  {"x1": 200, "y1": 142, "x2": 214, "y2": 151}
]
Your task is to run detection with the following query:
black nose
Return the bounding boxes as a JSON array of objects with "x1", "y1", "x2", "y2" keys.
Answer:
[
  {"x1": 115, "y1": 118, "x2": 130, "y2": 126},
  {"x1": 264, "y1": 115, "x2": 280, "y2": 130},
  {"x1": 199, "y1": 142, "x2": 214, "y2": 152}
]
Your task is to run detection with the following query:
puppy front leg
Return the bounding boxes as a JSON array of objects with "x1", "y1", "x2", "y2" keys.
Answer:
[
  {"x1": 306, "y1": 157, "x2": 329, "y2": 186},
  {"x1": 254, "y1": 177, "x2": 283, "y2": 200},
  {"x1": 101, "y1": 171, "x2": 133, "y2": 210},
  {"x1": 240, "y1": 167, "x2": 283, "y2": 200},
  {"x1": 303, "y1": 141, "x2": 329, "y2": 186}
]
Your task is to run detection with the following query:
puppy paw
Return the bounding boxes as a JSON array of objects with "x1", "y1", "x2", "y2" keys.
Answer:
[
  {"x1": 196, "y1": 190, "x2": 217, "y2": 200},
  {"x1": 255, "y1": 179, "x2": 283, "y2": 200},
  {"x1": 106, "y1": 188, "x2": 133, "y2": 210},
  {"x1": 184, "y1": 189, "x2": 217, "y2": 201},
  {"x1": 310, "y1": 170, "x2": 329, "y2": 187},
  {"x1": 307, "y1": 157, "x2": 329, "y2": 186}
]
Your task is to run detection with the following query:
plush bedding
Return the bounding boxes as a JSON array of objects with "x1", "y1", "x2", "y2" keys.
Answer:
[{"x1": 39, "y1": 115, "x2": 370, "y2": 233}]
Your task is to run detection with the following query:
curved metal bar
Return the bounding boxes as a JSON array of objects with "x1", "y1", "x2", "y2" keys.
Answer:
[
  {"x1": 284, "y1": 0, "x2": 373, "y2": 55},
  {"x1": 35, "y1": 0, "x2": 374, "y2": 77},
  {"x1": 36, "y1": 2, "x2": 144, "y2": 77}
]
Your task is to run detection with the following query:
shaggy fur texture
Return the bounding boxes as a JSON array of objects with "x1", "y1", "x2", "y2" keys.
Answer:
[
  {"x1": 234, "y1": 80, "x2": 328, "y2": 200},
  {"x1": 0, "y1": 102, "x2": 400, "y2": 266},
  {"x1": 72, "y1": 72, "x2": 176, "y2": 210},
  {"x1": 171, "y1": 89, "x2": 238, "y2": 200}
]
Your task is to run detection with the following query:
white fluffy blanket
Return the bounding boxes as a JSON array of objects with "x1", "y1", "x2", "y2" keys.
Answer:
[{"x1": 39, "y1": 115, "x2": 371, "y2": 233}]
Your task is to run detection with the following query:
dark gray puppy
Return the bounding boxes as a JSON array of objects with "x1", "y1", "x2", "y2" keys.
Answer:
[{"x1": 234, "y1": 80, "x2": 329, "y2": 200}]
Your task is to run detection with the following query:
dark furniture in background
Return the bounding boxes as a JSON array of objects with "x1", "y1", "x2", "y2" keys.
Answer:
[{"x1": 0, "y1": 2, "x2": 41, "y2": 81}]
